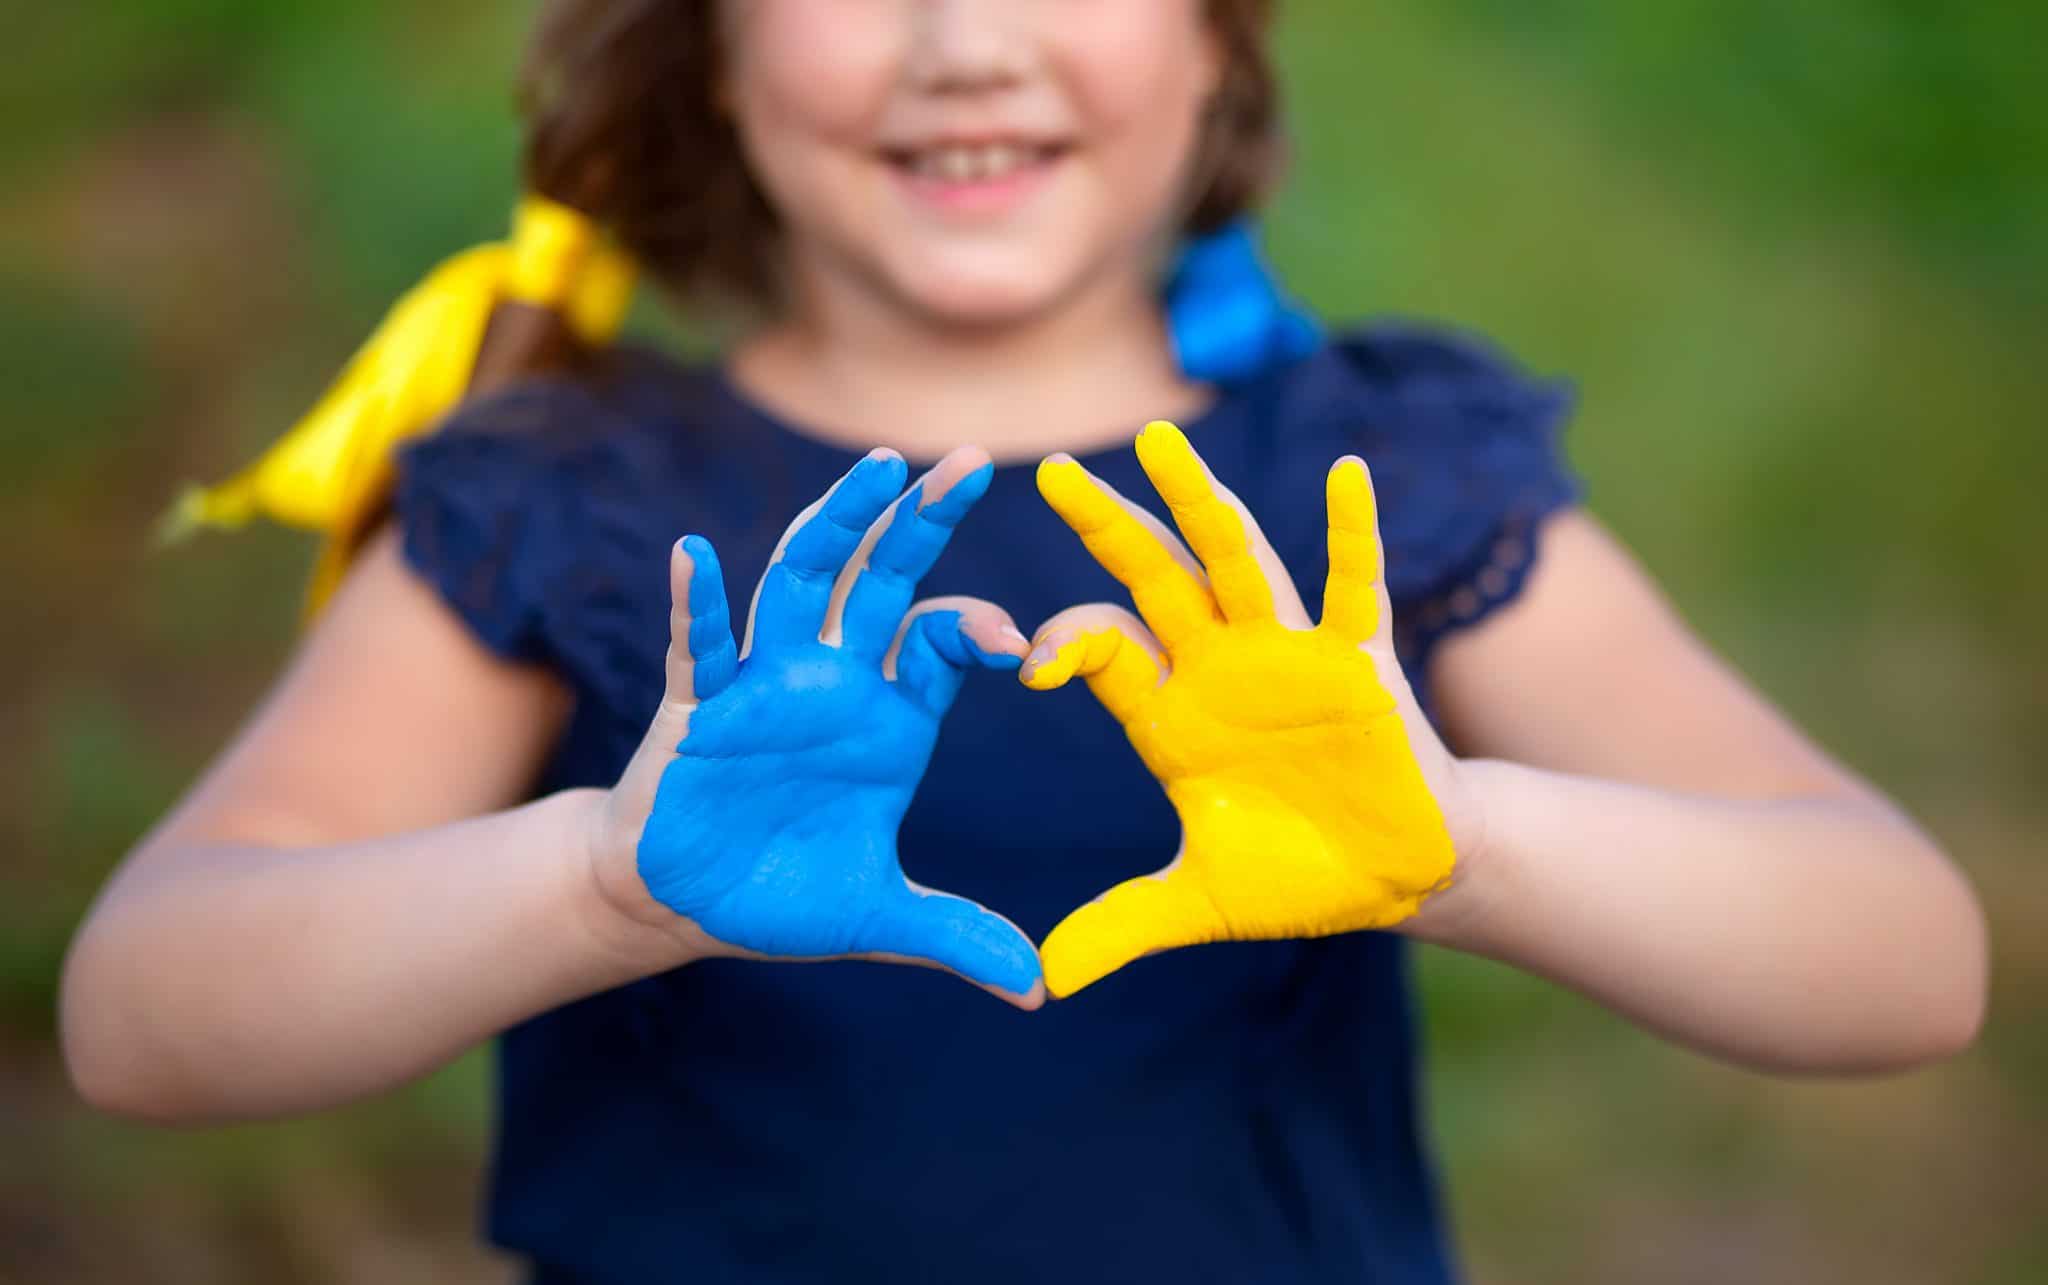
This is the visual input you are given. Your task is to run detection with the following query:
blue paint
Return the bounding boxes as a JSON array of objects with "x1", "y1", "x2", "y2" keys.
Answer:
[
  {"x1": 895, "y1": 609, "x2": 1020, "y2": 715},
  {"x1": 639, "y1": 460, "x2": 1039, "y2": 996},
  {"x1": 680, "y1": 536, "x2": 738, "y2": 698},
  {"x1": 1165, "y1": 219, "x2": 1323, "y2": 385}
]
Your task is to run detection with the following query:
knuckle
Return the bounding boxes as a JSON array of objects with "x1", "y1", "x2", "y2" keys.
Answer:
[{"x1": 823, "y1": 508, "x2": 871, "y2": 537}]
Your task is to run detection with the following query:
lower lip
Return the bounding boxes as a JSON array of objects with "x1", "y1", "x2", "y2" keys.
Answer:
[{"x1": 889, "y1": 153, "x2": 1062, "y2": 218}]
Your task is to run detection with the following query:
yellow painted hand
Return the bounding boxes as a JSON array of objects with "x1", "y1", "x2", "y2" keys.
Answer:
[{"x1": 1024, "y1": 422, "x2": 1463, "y2": 997}]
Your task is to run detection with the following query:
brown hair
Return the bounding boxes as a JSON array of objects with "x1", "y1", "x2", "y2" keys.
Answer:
[{"x1": 472, "y1": 0, "x2": 1283, "y2": 393}]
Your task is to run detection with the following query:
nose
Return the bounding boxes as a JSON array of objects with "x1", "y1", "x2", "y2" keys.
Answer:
[{"x1": 905, "y1": 0, "x2": 1034, "y2": 94}]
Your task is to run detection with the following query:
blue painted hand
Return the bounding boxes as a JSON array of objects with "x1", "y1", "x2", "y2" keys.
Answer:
[{"x1": 595, "y1": 447, "x2": 1045, "y2": 1007}]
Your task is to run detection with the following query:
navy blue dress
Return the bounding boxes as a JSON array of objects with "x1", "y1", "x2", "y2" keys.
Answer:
[{"x1": 396, "y1": 324, "x2": 1580, "y2": 1285}]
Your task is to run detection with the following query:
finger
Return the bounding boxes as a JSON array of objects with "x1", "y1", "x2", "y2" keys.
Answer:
[
  {"x1": 857, "y1": 885, "x2": 1046, "y2": 1002},
  {"x1": 1132, "y1": 420, "x2": 1296, "y2": 625},
  {"x1": 1134, "y1": 421, "x2": 1311, "y2": 628},
  {"x1": 1036, "y1": 454, "x2": 1218, "y2": 648},
  {"x1": 1319, "y1": 456, "x2": 1389, "y2": 646},
  {"x1": 667, "y1": 536, "x2": 739, "y2": 706},
  {"x1": 1039, "y1": 865, "x2": 1222, "y2": 999},
  {"x1": 1018, "y1": 604, "x2": 1167, "y2": 727},
  {"x1": 831, "y1": 447, "x2": 993, "y2": 658},
  {"x1": 744, "y1": 449, "x2": 908, "y2": 657},
  {"x1": 886, "y1": 597, "x2": 1028, "y2": 715}
]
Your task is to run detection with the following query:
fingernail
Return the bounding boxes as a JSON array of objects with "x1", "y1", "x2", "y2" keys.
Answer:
[{"x1": 1000, "y1": 624, "x2": 1029, "y2": 646}]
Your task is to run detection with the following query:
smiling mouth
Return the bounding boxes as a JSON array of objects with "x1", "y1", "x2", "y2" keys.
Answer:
[{"x1": 881, "y1": 140, "x2": 1070, "y2": 183}]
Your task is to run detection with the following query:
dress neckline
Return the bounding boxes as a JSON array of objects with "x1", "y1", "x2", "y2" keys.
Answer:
[{"x1": 701, "y1": 362, "x2": 1261, "y2": 474}]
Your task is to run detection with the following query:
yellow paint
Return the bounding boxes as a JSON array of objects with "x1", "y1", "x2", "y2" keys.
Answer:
[
  {"x1": 1027, "y1": 421, "x2": 1456, "y2": 998},
  {"x1": 161, "y1": 195, "x2": 636, "y2": 616}
]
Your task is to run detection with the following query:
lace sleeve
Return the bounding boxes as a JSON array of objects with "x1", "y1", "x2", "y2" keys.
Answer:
[{"x1": 1332, "y1": 324, "x2": 1584, "y2": 680}]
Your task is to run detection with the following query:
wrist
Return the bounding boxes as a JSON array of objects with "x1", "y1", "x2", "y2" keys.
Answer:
[
  {"x1": 1399, "y1": 757, "x2": 1517, "y2": 950},
  {"x1": 559, "y1": 788, "x2": 711, "y2": 977}
]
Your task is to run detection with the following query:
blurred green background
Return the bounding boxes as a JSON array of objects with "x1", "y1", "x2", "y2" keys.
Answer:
[{"x1": 4, "y1": 1, "x2": 2043, "y2": 1281}]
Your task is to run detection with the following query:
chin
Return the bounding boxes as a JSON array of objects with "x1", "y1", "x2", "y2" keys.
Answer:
[
  {"x1": 883, "y1": 252, "x2": 1093, "y2": 331},
  {"x1": 909, "y1": 282, "x2": 1067, "y2": 329}
]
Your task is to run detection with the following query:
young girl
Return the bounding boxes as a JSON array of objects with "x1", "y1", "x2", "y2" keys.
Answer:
[{"x1": 65, "y1": 2, "x2": 1986, "y2": 1281}]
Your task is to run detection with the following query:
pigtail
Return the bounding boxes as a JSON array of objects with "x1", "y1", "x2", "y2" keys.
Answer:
[
  {"x1": 159, "y1": 192, "x2": 635, "y2": 616},
  {"x1": 469, "y1": 195, "x2": 635, "y2": 396},
  {"x1": 156, "y1": 1, "x2": 685, "y2": 618},
  {"x1": 1187, "y1": 0, "x2": 1283, "y2": 234},
  {"x1": 468, "y1": 0, "x2": 652, "y2": 396}
]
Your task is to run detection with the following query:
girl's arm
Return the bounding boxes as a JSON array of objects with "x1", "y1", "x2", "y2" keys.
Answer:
[
  {"x1": 1020, "y1": 422, "x2": 1983, "y2": 1072},
  {"x1": 60, "y1": 532, "x2": 688, "y2": 1123},
  {"x1": 64, "y1": 446, "x2": 1043, "y2": 1124},
  {"x1": 1416, "y1": 511, "x2": 1986, "y2": 1072}
]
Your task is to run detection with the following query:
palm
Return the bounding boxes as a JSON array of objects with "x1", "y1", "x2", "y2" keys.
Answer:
[
  {"x1": 1026, "y1": 423, "x2": 1458, "y2": 997},
  {"x1": 644, "y1": 644, "x2": 945, "y2": 960},
  {"x1": 1141, "y1": 623, "x2": 1448, "y2": 936},
  {"x1": 619, "y1": 449, "x2": 1042, "y2": 1001}
]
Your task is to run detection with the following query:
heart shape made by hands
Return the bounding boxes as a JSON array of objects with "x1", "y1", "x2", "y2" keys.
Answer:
[{"x1": 620, "y1": 426, "x2": 1461, "y2": 1006}]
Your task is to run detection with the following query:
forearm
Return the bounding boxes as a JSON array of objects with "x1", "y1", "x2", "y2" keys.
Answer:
[
  {"x1": 61, "y1": 789, "x2": 693, "y2": 1123},
  {"x1": 1407, "y1": 761, "x2": 1988, "y2": 1073}
]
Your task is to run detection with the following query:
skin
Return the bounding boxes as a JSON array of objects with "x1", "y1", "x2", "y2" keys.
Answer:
[{"x1": 61, "y1": 0, "x2": 1984, "y2": 1123}]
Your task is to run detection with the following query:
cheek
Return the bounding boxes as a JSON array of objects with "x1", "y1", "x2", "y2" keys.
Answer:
[
  {"x1": 725, "y1": 2, "x2": 899, "y2": 197},
  {"x1": 1054, "y1": 4, "x2": 1218, "y2": 216}
]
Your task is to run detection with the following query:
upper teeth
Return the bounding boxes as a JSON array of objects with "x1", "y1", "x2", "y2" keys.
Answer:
[{"x1": 909, "y1": 144, "x2": 1034, "y2": 182}]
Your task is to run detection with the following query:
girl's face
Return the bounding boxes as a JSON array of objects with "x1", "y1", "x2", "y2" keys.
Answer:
[{"x1": 722, "y1": 0, "x2": 1225, "y2": 327}]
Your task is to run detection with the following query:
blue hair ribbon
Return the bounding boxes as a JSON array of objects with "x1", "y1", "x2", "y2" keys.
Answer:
[{"x1": 1165, "y1": 219, "x2": 1323, "y2": 385}]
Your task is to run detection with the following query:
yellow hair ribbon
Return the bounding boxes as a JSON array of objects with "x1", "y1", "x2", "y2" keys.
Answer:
[{"x1": 160, "y1": 195, "x2": 637, "y2": 614}]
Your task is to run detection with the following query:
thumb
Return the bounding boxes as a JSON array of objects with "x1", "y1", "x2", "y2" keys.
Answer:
[
  {"x1": 1019, "y1": 604, "x2": 1167, "y2": 727},
  {"x1": 859, "y1": 885, "x2": 1044, "y2": 1003},
  {"x1": 1040, "y1": 864, "x2": 1221, "y2": 999},
  {"x1": 614, "y1": 536, "x2": 736, "y2": 823}
]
